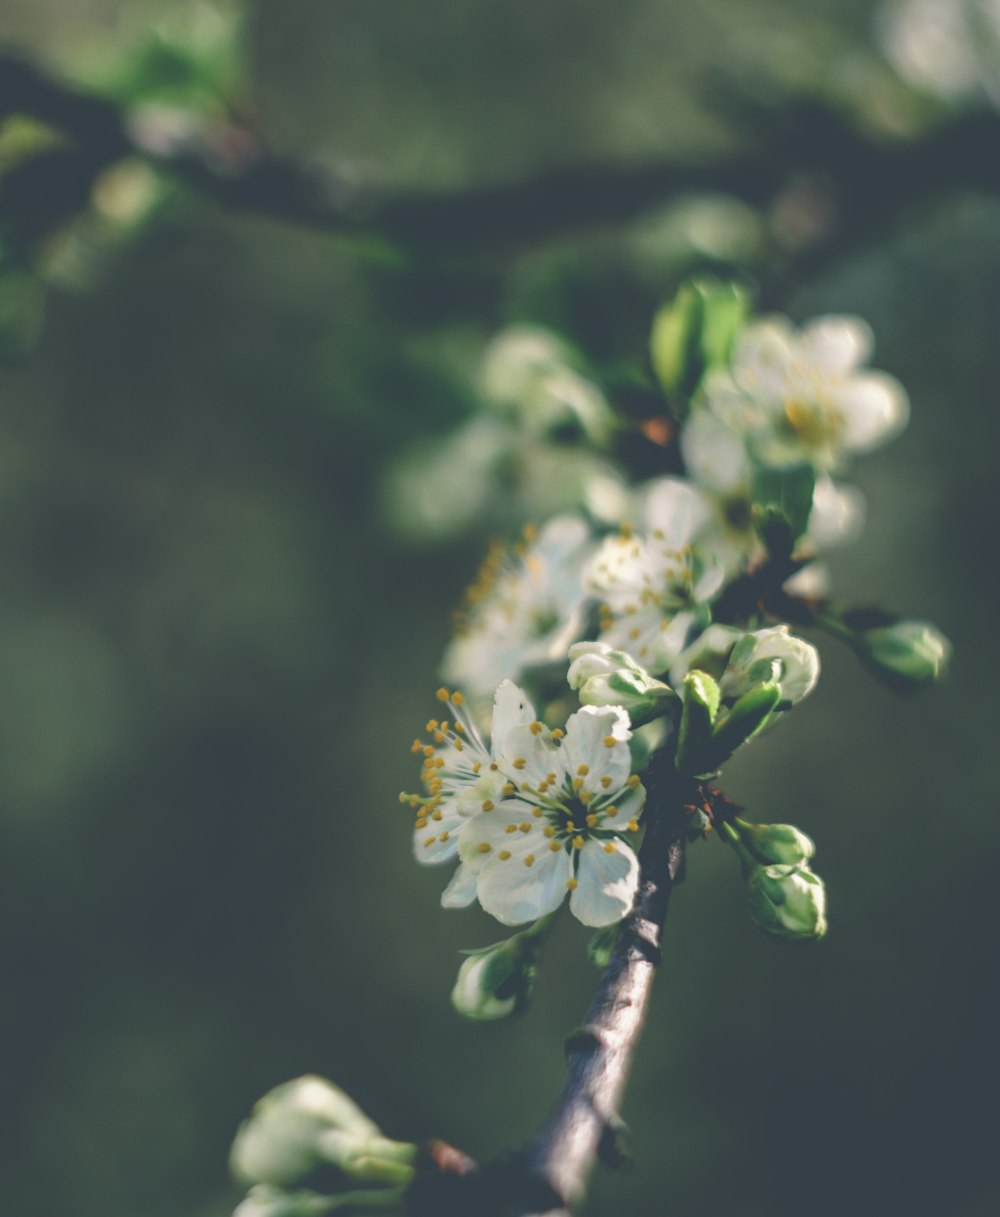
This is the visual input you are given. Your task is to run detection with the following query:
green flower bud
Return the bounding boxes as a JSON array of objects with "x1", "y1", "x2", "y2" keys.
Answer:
[
  {"x1": 746, "y1": 863, "x2": 827, "y2": 943},
  {"x1": 854, "y1": 620, "x2": 951, "y2": 694},
  {"x1": 452, "y1": 926, "x2": 546, "y2": 1021},
  {"x1": 719, "y1": 626, "x2": 820, "y2": 709},
  {"x1": 675, "y1": 669, "x2": 721, "y2": 776},
  {"x1": 567, "y1": 641, "x2": 677, "y2": 725},
  {"x1": 234, "y1": 1185, "x2": 340, "y2": 1217},
  {"x1": 230, "y1": 1077, "x2": 416, "y2": 1190},
  {"x1": 735, "y1": 820, "x2": 816, "y2": 866}
]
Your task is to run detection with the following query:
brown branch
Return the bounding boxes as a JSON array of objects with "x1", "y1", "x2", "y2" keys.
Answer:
[
  {"x1": 518, "y1": 757, "x2": 691, "y2": 1216},
  {"x1": 4, "y1": 51, "x2": 1000, "y2": 263}
]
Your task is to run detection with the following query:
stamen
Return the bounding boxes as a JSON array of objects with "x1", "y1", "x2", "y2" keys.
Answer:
[
  {"x1": 498, "y1": 850, "x2": 512, "y2": 861},
  {"x1": 524, "y1": 855, "x2": 536, "y2": 868},
  {"x1": 512, "y1": 757, "x2": 527, "y2": 770},
  {"x1": 566, "y1": 878, "x2": 579, "y2": 890},
  {"x1": 549, "y1": 841, "x2": 562, "y2": 853},
  {"x1": 572, "y1": 836, "x2": 584, "y2": 850},
  {"x1": 602, "y1": 735, "x2": 617, "y2": 749},
  {"x1": 477, "y1": 842, "x2": 492, "y2": 853},
  {"x1": 604, "y1": 842, "x2": 616, "y2": 854},
  {"x1": 576, "y1": 764, "x2": 589, "y2": 776}
]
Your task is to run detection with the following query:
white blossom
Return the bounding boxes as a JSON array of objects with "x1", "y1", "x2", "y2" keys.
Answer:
[
  {"x1": 879, "y1": 0, "x2": 1000, "y2": 105},
  {"x1": 588, "y1": 479, "x2": 725, "y2": 675},
  {"x1": 701, "y1": 315, "x2": 909, "y2": 472},
  {"x1": 450, "y1": 696, "x2": 646, "y2": 927},
  {"x1": 441, "y1": 515, "x2": 593, "y2": 705}
]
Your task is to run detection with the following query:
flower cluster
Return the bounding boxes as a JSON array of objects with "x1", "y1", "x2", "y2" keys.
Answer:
[{"x1": 397, "y1": 279, "x2": 948, "y2": 1017}]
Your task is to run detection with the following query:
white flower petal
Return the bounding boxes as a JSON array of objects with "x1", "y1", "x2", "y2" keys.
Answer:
[
  {"x1": 490, "y1": 681, "x2": 537, "y2": 749},
  {"x1": 476, "y1": 835, "x2": 573, "y2": 926},
  {"x1": 500, "y1": 723, "x2": 558, "y2": 789},
  {"x1": 680, "y1": 411, "x2": 752, "y2": 494},
  {"x1": 457, "y1": 806, "x2": 528, "y2": 870},
  {"x1": 441, "y1": 863, "x2": 479, "y2": 908},
  {"x1": 832, "y1": 372, "x2": 909, "y2": 454},
  {"x1": 413, "y1": 803, "x2": 466, "y2": 865},
  {"x1": 806, "y1": 478, "x2": 867, "y2": 550},
  {"x1": 561, "y1": 705, "x2": 632, "y2": 794},
  {"x1": 640, "y1": 478, "x2": 714, "y2": 549},
  {"x1": 798, "y1": 316, "x2": 873, "y2": 374},
  {"x1": 570, "y1": 839, "x2": 641, "y2": 926}
]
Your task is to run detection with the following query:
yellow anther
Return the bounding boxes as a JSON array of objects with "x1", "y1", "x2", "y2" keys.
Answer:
[
  {"x1": 477, "y1": 842, "x2": 492, "y2": 854},
  {"x1": 529, "y1": 720, "x2": 544, "y2": 735},
  {"x1": 423, "y1": 836, "x2": 436, "y2": 848},
  {"x1": 549, "y1": 841, "x2": 562, "y2": 853},
  {"x1": 505, "y1": 824, "x2": 518, "y2": 834},
  {"x1": 543, "y1": 826, "x2": 556, "y2": 838},
  {"x1": 513, "y1": 757, "x2": 526, "y2": 770},
  {"x1": 436, "y1": 687, "x2": 450, "y2": 702},
  {"x1": 552, "y1": 728, "x2": 565, "y2": 740},
  {"x1": 430, "y1": 781, "x2": 443, "y2": 794},
  {"x1": 453, "y1": 738, "x2": 464, "y2": 752},
  {"x1": 628, "y1": 820, "x2": 639, "y2": 832},
  {"x1": 547, "y1": 772, "x2": 557, "y2": 783},
  {"x1": 629, "y1": 627, "x2": 640, "y2": 640},
  {"x1": 398, "y1": 792, "x2": 408, "y2": 803},
  {"x1": 524, "y1": 855, "x2": 536, "y2": 868},
  {"x1": 498, "y1": 850, "x2": 511, "y2": 861},
  {"x1": 489, "y1": 762, "x2": 499, "y2": 771},
  {"x1": 604, "y1": 842, "x2": 616, "y2": 854},
  {"x1": 627, "y1": 774, "x2": 641, "y2": 788},
  {"x1": 523, "y1": 522, "x2": 538, "y2": 542},
  {"x1": 503, "y1": 782, "x2": 516, "y2": 796},
  {"x1": 586, "y1": 814, "x2": 599, "y2": 828},
  {"x1": 532, "y1": 808, "x2": 543, "y2": 818},
  {"x1": 415, "y1": 818, "x2": 427, "y2": 830},
  {"x1": 451, "y1": 691, "x2": 464, "y2": 706},
  {"x1": 566, "y1": 878, "x2": 579, "y2": 891},
  {"x1": 434, "y1": 757, "x2": 445, "y2": 768},
  {"x1": 572, "y1": 836, "x2": 585, "y2": 850},
  {"x1": 425, "y1": 720, "x2": 439, "y2": 732},
  {"x1": 454, "y1": 720, "x2": 466, "y2": 734},
  {"x1": 566, "y1": 821, "x2": 576, "y2": 832},
  {"x1": 439, "y1": 831, "x2": 450, "y2": 842},
  {"x1": 580, "y1": 791, "x2": 591, "y2": 805},
  {"x1": 605, "y1": 805, "x2": 618, "y2": 817},
  {"x1": 411, "y1": 740, "x2": 423, "y2": 753},
  {"x1": 432, "y1": 810, "x2": 443, "y2": 821},
  {"x1": 572, "y1": 777, "x2": 584, "y2": 791},
  {"x1": 519, "y1": 822, "x2": 532, "y2": 833},
  {"x1": 603, "y1": 735, "x2": 617, "y2": 749},
  {"x1": 422, "y1": 745, "x2": 435, "y2": 757},
  {"x1": 482, "y1": 800, "x2": 495, "y2": 812},
  {"x1": 577, "y1": 764, "x2": 589, "y2": 776},
  {"x1": 472, "y1": 760, "x2": 482, "y2": 774}
]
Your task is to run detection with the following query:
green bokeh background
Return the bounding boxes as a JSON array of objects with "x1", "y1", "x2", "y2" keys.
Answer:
[{"x1": 1, "y1": 2, "x2": 997, "y2": 1215}]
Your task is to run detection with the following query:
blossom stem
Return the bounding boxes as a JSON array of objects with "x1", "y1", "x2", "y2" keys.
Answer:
[{"x1": 517, "y1": 752, "x2": 692, "y2": 1216}]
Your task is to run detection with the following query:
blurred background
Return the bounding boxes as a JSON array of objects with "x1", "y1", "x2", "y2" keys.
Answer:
[{"x1": 0, "y1": 1, "x2": 997, "y2": 1214}]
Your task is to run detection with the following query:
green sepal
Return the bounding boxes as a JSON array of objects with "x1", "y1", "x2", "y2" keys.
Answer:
[
  {"x1": 675, "y1": 670, "x2": 721, "y2": 776},
  {"x1": 587, "y1": 924, "x2": 620, "y2": 970},
  {"x1": 702, "y1": 681, "x2": 781, "y2": 770},
  {"x1": 751, "y1": 462, "x2": 816, "y2": 547}
]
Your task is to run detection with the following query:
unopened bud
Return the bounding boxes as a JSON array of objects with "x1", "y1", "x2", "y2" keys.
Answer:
[
  {"x1": 230, "y1": 1076, "x2": 415, "y2": 1189},
  {"x1": 746, "y1": 863, "x2": 827, "y2": 943},
  {"x1": 233, "y1": 1185, "x2": 338, "y2": 1217},
  {"x1": 650, "y1": 279, "x2": 749, "y2": 415},
  {"x1": 736, "y1": 820, "x2": 815, "y2": 866},
  {"x1": 719, "y1": 625, "x2": 819, "y2": 708},
  {"x1": 854, "y1": 620, "x2": 951, "y2": 694},
  {"x1": 452, "y1": 933, "x2": 538, "y2": 1021},
  {"x1": 567, "y1": 642, "x2": 676, "y2": 724}
]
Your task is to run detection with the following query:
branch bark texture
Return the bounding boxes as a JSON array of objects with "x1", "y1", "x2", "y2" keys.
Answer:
[{"x1": 520, "y1": 760, "x2": 690, "y2": 1216}]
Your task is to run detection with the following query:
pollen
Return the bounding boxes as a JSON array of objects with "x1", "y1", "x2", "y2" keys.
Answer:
[
  {"x1": 498, "y1": 850, "x2": 511, "y2": 861},
  {"x1": 547, "y1": 772, "x2": 557, "y2": 783},
  {"x1": 503, "y1": 782, "x2": 516, "y2": 796},
  {"x1": 454, "y1": 720, "x2": 466, "y2": 734},
  {"x1": 519, "y1": 822, "x2": 532, "y2": 833},
  {"x1": 477, "y1": 842, "x2": 492, "y2": 854},
  {"x1": 415, "y1": 818, "x2": 427, "y2": 830},
  {"x1": 549, "y1": 841, "x2": 562, "y2": 853},
  {"x1": 628, "y1": 820, "x2": 639, "y2": 832},
  {"x1": 604, "y1": 842, "x2": 616, "y2": 854},
  {"x1": 577, "y1": 764, "x2": 589, "y2": 776},
  {"x1": 600, "y1": 776, "x2": 613, "y2": 789},
  {"x1": 436, "y1": 687, "x2": 450, "y2": 702},
  {"x1": 513, "y1": 757, "x2": 526, "y2": 770},
  {"x1": 505, "y1": 824, "x2": 518, "y2": 834},
  {"x1": 439, "y1": 831, "x2": 450, "y2": 842},
  {"x1": 450, "y1": 691, "x2": 464, "y2": 706},
  {"x1": 543, "y1": 826, "x2": 556, "y2": 838},
  {"x1": 605, "y1": 805, "x2": 618, "y2": 817},
  {"x1": 552, "y1": 728, "x2": 565, "y2": 740},
  {"x1": 423, "y1": 836, "x2": 437, "y2": 848},
  {"x1": 481, "y1": 800, "x2": 494, "y2": 812},
  {"x1": 586, "y1": 814, "x2": 599, "y2": 828},
  {"x1": 472, "y1": 761, "x2": 482, "y2": 774},
  {"x1": 566, "y1": 878, "x2": 579, "y2": 890},
  {"x1": 627, "y1": 775, "x2": 641, "y2": 788},
  {"x1": 431, "y1": 810, "x2": 443, "y2": 821},
  {"x1": 530, "y1": 721, "x2": 544, "y2": 735},
  {"x1": 524, "y1": 854, "x2": 536, "y2": 868},
  {"x1": 572, "y1": 836, "x2": 585, "y2": 850},
  {"x1": 532, "y1": 808, "x2": 543, "y2": 818},
  {"x1": 572, "y1": 777, "x2": 584, "y2": 791},
  {"x1": 603, "y1": 735, "x2": 617, "y2": 749}
]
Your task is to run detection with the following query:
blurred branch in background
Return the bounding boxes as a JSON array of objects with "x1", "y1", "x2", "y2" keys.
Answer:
[{"x1": 2, "y1": 48, "x2": 1000, "y2": 272}]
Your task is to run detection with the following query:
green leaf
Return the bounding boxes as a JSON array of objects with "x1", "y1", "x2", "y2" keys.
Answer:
[
  {"x1": 751, "y1": 462, "x2": 816, "y2": 545},
  {"x1": 676, "y1": 670, "x2": 721, "y2": 776},
  {"x1": 704, "y1": 682, "x2": 781, "y2": 770}
]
